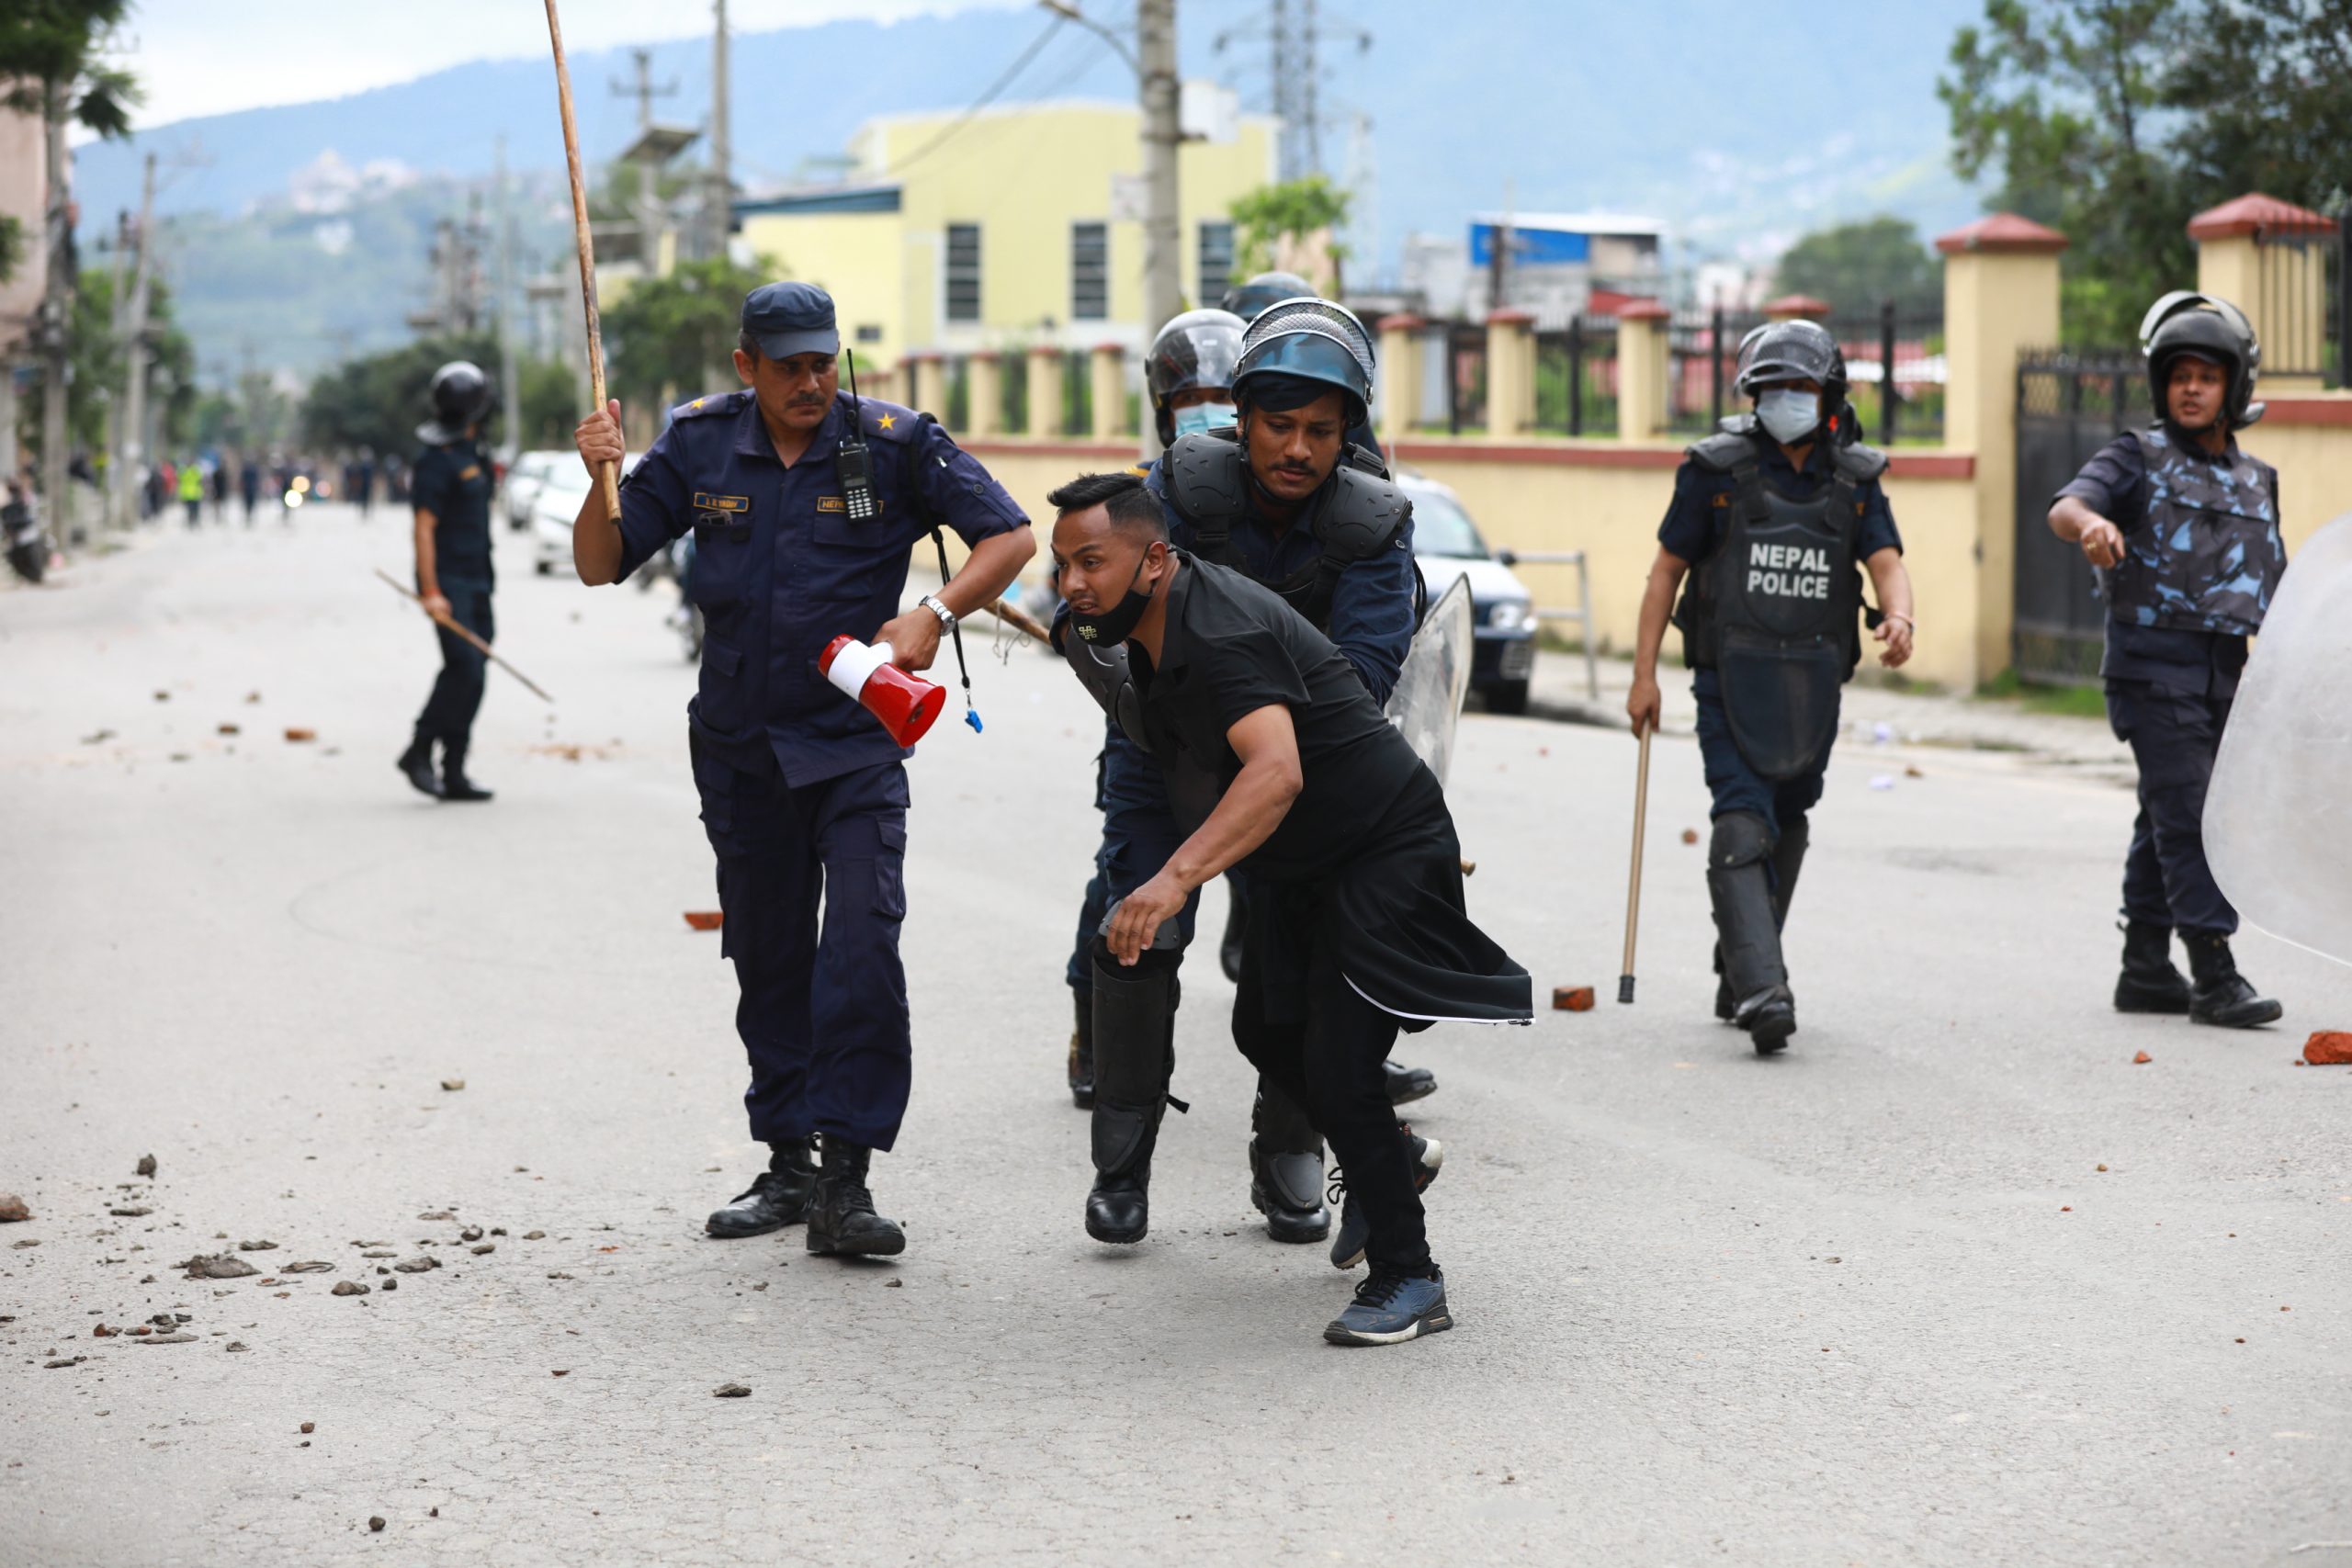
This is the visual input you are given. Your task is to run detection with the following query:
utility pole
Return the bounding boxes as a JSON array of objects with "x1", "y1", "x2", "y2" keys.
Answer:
[
  {"x1": 100, "y1": 209, "x2": 130, "y2": 529},
  {"x1": 1302, "y1": 0, "x2": 1319, "y2": 178},
  {"x1": 37, "y1": 80, "x2": 73, "y2": 539},
  {"x1": 613, "y1": 49, "x2": 679, "y2": 265},
  {"x1": 1139, "y1": 0, "x2": 1181, "y2": 380},
  {"x1": 707, "y1": 0, "x2": 732, "y2": 264},
  {"x1": 494, "y1": 137, "x2": 519, "y2": 461},
  {"x1": 115, "y1": 152, "x2": 159, "y2": 533}
]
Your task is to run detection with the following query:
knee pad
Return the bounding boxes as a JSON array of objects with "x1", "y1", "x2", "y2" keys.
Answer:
[{"x1": 1711, "y1": 811, "x2": 1775, "y2": 872}]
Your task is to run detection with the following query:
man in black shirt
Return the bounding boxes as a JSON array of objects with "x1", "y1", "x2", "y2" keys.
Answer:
[
  {"x1": 2046, "y1": 293, "x2": 2283, "y2": 1028},
  {"x1": 399, "y1": 362, "x2": 500, "y2": 803},
  {"x1": 1049, "y1": 470, "x2": 1531, "y2": 1347}
]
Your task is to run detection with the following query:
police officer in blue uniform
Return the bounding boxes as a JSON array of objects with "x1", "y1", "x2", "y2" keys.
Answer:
[
  {"x1": 399, "y1": 361, "x2": 500, "y2": 803},
  {"x1": 569, "y1": 281, "x2": 1035, "y2": 1256},
  {"x1": 1627, "y1": 321, "x2": 1917, "y2": 1055},
  {"x1": 2046, "y1": 292, "x2": 2284, "y2": 1028},
  {"x1": 1059, "y1": 297, "x2": 1427, "y2": 1249}
]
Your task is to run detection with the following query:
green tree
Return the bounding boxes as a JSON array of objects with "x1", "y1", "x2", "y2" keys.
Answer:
[
  {"x1": 1939, "y1": 0, "x2": 2195, "y2": 343},
  {"x1": 1229, "y1": 175, "x2": 1352, "y2": 288},
  {"x1": 1773, "y1": 217, "x2": 1943, "y2": 316},
  {"x1": 597, "y1": 254, "x2": 777, "y2": 418},
  {"x1": 513, "y1": 357, "x2": 584, "y2": 451},
  {"x1": 300, "y1": 333, "x2": 502, "y2": 457},
  {"x1": 2166, "y1": 0, "x2": 2352, "y2": 209}
]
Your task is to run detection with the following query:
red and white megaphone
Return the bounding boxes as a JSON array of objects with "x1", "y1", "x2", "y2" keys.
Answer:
[{"x1": 820, "y1": 635, "x2": 947, "y2": 748}]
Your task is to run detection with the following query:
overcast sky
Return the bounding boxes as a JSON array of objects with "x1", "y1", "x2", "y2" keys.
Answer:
[{"x1": 115, "y1": 0, "x2": 1028, "y2": 129}]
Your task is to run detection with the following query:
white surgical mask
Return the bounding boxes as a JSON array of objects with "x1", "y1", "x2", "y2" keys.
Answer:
[
  {"x1": 1171, "y1": 401, "x2": 1234, "y2": 439},
  {"x1": 1756, "y1": 388, "x2": 1822, "y2": 445}
]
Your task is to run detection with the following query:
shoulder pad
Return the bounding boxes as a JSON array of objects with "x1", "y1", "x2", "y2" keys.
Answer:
[
  {"x1": 1685, "y1": 427, "x2": 1758, "y2": 473},
  {"x1": 1344, "y1": 442, "x2": 1391, "y2": 478},
  {"x1": 849, "y1": 396, "x2": 922, "y2": 444},
  {"x1": 1315, "y1": 463, "x2": 1410, "y2": 561},
  {"x1": 1831, "y1": 440, "x2": 1889, "y2": 482},
  {"x1": 1163, "y1": 429, "x2": 1248, "y2": 522},
  {"x1": 670, "y1": 389, "x2": 752, "y2": 422}
]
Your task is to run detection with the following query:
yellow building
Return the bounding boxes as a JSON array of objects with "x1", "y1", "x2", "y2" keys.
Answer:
[{"x1": 733, "y1": 93, "x2": 1279, "y2": 373}]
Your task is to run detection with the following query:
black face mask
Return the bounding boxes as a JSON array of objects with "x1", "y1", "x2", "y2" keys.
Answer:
[{"x1": 1069, "y1": 552, "x2": 1159, "y2": 647}]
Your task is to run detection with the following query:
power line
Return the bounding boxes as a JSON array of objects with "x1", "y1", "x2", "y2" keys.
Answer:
[{"x1": 886, "y1": 15, "x2": 1069, "y2": 175}]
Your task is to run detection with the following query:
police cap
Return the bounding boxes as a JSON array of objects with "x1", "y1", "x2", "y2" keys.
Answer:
[{"x1": 741, "y1": 281, "x2": 841, "y2": 361}]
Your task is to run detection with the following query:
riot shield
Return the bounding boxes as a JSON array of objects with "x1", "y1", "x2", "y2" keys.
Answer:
[
  {"x1": 1385, "y1": 575, "x2": 1476, "y2": 784},
  {"x1": 2205, "y1": 510, "x2": 2352, "y2": 965}
]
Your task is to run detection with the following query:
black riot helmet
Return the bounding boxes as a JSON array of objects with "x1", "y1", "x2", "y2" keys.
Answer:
[
  {"x1": 1220, "y1": 271, "x2": 1316, "y2": 323},
  {"x1": 1232, "y1": 297, "x2": 1376, "y2": 431},
  {"x1": 1733, "y1": 320, "x2": 1849, "y2": 406},
  {"x1": 1145, "y1": 308, "x2": 1246, "y2": 446},
  {"x1": 2140, "y1": 290, "x2": 2263, "y2": 430},
  {"x1": 416, "y1": 360, "x2": 495, "y2": 446}
]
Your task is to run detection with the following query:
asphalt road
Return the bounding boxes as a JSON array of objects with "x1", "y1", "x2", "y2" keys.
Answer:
[{"x1": 4, "y1": 509, "x2": 2349, "y2": 1567}]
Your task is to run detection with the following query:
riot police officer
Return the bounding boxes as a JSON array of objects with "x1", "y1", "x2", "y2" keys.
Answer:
[
  {"x1": 2045, "y1": 293, "x2": 2283, "y2": 1028},
  {"x1": 1066, "y1": 296, "x2": 1425, "y2": 1249},
  {"x1": 569, "y1": 282, "x2": 1035, "y2": 1256},
  {"x1": 1626, "y1": 321, "x2": 1916, "y2": 1054},
  {"x1": 399, "y1": 361, "x2": 501, "y2": 803}
]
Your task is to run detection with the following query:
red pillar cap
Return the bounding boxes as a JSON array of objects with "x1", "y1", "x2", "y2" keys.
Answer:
[
  {"x1": 2188, "y1": 192, "x2": 2335, "y2": 241},
  {"x1": 1934, "y1": 213, "x2": 2068, "y2": 255},
  {"x1": 1616, "y1": 299, "x2": 1671, "y2": 322},
  {"x1": 1377, "y1": 312, "x2": 1427, "y2": 332}
]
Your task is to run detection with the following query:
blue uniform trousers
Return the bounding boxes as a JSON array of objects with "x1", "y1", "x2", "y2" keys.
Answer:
[
  {"x1": 2105, "y1": 680, "x2": 2238, "y2": 936},
  {"x1": 415, "y1": 576, "x2": 493, "y2": 752},
  {"x1": 1692, "y1": 670, "x2": 1834, "y2": 841},
  {"x1": 691, "y1": 739, "x2": 914, "y2": 1151},
  {"x1": 1066, "y1": 726, "x2": 1201, "y2": 994}
]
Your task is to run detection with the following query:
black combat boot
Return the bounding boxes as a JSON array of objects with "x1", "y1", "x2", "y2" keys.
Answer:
[
  {"x1": 440, "y1": 741, "x2": 493, "y2": 803},
  {"x1": 1248, "y1": 1087, "x2": 1329, "y2": 1243},
  {"x1": 2113, "y1": 920, "x2": 2192, "y2": 1014},
  {"x1": 1710, "y1": 813, "x2": 1796, "y2": 1055},
  {"x1": 705, "y1": 1136, "x2": 818, "y2": 1238},
  {"x1": 806, "y1": 1135, "x2": 905, "y2": 1256},
  {"x1": 1067, "y1": 989, "x2": 1095, "y2": 1111},
  {"x1": 2183, "y1": 931, "x2": 2283, "y2": 1029},
  {"x1": 396, "y1": 733, "x2": 442, "y2": 798},
  {"x1": 1085, "y1": 941, "x2": 1181, "y2": 1245},
  {"x1": 1086, "y1": 1100, "x2": 1165, "y2": 1244},
  {"x1": 1381, "y1": 1059, "x2": 1438, "y2": 1105}
]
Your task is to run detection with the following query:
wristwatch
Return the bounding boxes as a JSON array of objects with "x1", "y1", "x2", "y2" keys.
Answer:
[{"x1": 918, "y1": 592, "x2": 957, "y2": 635}]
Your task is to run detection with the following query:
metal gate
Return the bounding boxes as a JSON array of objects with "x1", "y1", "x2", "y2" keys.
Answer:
[{"x1": 2013, "y1": 352, "x2": 2151, "y2": 682}]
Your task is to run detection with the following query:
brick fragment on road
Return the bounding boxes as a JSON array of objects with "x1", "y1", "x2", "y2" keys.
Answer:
[
  {"x1": 2302, "y1": 1032, "x2": 2352, "y2": 1066},
  {"x1": 1552, "y1": 986, "x2": 1596, "y2": 1011},
  {"x1": 0, "y1": 1193, "x2": 28, "y2": 1222},
  {"x1": 684, "y1": 910, "x2": 724, "y2": 931}
]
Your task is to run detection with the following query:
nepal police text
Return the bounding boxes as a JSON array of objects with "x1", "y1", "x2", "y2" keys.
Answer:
[{"x1": 1747, "y1": 542, "x2": 1833, "y2": 599}]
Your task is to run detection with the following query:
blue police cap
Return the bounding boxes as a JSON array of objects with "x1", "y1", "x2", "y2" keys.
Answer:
[{"x1": 741, "y1": 281, "x2": 840, "y2": 361}]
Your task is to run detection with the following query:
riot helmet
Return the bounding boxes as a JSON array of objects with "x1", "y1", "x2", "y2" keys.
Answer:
[
  {"x1": 1733, "y1": 320, "x2": 1849, "y2": 445},
  {"x1": 1145, "y1": 308, "x2": 1246, "y2": 446},
  {"x1": 2140, "y1": 291, "x2": 2263, "y2": 430},
  {"x1": 1232, "y1": 297, "x2": 1376, "y2": 431},
  {"x1": 416, "y1": 360, "x2": 495, "y2": 446},
  {"x1": 1221, "y1": 271, "x2": 1316, "y2": 323}
]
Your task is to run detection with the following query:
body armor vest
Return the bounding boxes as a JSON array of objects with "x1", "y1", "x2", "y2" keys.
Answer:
[
  {"x1": 1674, "y1": 424, "x2": 1879, "y2": 780},
  {"x1": 2108, "y1": 425, "x2": 2283, "y2": 637},
  {"x1": 1161, "y1": 429, "x2": 1404, "y2": 630}
]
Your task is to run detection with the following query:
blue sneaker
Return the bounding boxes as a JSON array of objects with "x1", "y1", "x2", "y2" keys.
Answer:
[
  {"x1": 1324, "y1": 1266, "x2": 1453, "y2": 1347},
  {"x1": 1328, "y1": 1127, "x2": 1442, "y2": 1270}
]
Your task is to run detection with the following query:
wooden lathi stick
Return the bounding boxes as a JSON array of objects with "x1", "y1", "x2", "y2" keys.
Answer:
[
  {"x1": 543, "y1": 0, "x2": 622, "y2": 524},
  {"x1": 1619, "y1": 724, "x2": 1654, "y2": 1004}
]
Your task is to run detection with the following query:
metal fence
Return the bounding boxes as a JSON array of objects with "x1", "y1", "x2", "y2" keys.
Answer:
[
  {"x1": 1669, "y1": 304, "x2": 1945, "y2": 444},
  {"x1": 1442, "y1": 324, "x2": 1487, "y2": 434},
  {"x1": 1533, "y1": 319, "x2": 1619, "y2": 436},
  {"x1": 2254, "y1": 214, "x2": 2349, "y2": 384},
  {"x1": 2011, "y1": 350, "x2": 2149, "y2": 682}
]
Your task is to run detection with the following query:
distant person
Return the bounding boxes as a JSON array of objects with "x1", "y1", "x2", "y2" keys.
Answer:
[
  {"x1": 2045, "y1": 293, "x2": 2284, "y2": 1029},
  {"x1": 239, "y1": 457, "x2": 261, "y2": 525},
  {"x1": 396, "y1": 362, "x2": 501, "y2": 804},
  {"x1": 178, "y1": 460, "x2": 205, "y2": 528},
  {"x1": 209, "y1": 459, "x2": 228, "y2": 521},
  {"x1": 1626, "y1": 320, "x2": 1915, "y2": 1056},
  {"x1": 355, "y1": 451, "x2": 377, "y2": 518}
]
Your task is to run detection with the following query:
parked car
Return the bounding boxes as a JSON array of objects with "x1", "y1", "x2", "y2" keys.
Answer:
[
  {"x1": 1397, "y1": 473, "x2": 1537, "y2": 715},
  {"x1": 504, "y1": 449, "x2": 569, "y2": 532},
  {"x1": 527, "y1": 456, "x2": 637, "y2": 575}
]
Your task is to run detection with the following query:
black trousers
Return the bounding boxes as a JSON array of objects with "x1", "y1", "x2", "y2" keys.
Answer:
[
  {"x1": 414, "y1": 578, "x2": 493, "y2": 756},
  {"x1": 1230, "y1": 917, "x2": 1424, "y2": 1271},
  {"x1": 2106, "y1": 678, "x2": 2237, "y2": 936}
]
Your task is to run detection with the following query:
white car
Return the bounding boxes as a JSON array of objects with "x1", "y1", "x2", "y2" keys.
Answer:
[
  {"x1": 1397, "y1": 474, "x2": 1538, "y2": 714},
  {"x1": 527, "y1": 456, "x2": 637, "y2": 575},
  {"x1": 504, "y1": 449, "x2": 569, "y2": 532}
]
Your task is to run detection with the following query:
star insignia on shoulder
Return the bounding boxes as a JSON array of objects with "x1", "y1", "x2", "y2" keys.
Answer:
[
  {"x1": 875, "y1": 412, "x2": 898, "y2": 432},
  {"x1": 691, "y1": 399, "x2": 705, "y2": 412}
]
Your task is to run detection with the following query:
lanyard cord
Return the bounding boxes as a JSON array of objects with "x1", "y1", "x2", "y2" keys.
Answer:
[{"x1": 933, "y1": 526, "x2": 982, "y2": 733}]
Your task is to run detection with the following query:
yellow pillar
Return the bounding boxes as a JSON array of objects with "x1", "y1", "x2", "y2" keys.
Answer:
[
  {"x1": 1484, "y1": 309, "x2": 1534, "y2": 438},
  {"x1": 909, "y1": 352, "x2": 945, "y2": 420},
  {"x1": 1936, "y1": 212, "x2": 2067, "y2": 686},
  {"x1": 2190, "y1": 193, "x2": 2334, "y2": 391},
  {"x1": 1616, "y1": 300, "x2": 1670, "y2": 442},
  {"x1": 1090, "y1": 344, "x2": 1125, "y2": 443},
  {"x1": 967, "y1": 353, "x2": 1002, "y2": 439},
  {"x1": 1377, "y1": 313, "x2": 1425, "y2": 441},
  {"x1": 1025, "y1": 346, "x2": 1065, "y2": 439}
]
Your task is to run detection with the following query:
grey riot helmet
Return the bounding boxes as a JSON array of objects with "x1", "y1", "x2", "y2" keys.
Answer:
[
  {"x1": 1734, "y1": 320, "x2": 1849, "y2": 405},
  {"x1": 1232, "y1": 297, "x2": 1376, "y2": 431},
  {"x1": 1145, "y1": 308, "x2": 1246, "y2": 446},
  {"x1": 2141, "y1": 290, "x2": 2263, "y2": 430},
  {"x1": 416, "y1": 360, "x2": 494, "y2": 446},
  {"x1": 1221, "y1": 271, "x2": 1316, "y2": 324}
]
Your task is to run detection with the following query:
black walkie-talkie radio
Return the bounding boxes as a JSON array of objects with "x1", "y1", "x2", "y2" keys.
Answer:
[{"x1": 837, "y1": 350, "x2": 878, "y2": 522}]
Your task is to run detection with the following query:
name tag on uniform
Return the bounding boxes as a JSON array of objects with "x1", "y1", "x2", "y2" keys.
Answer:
[
  {"x1": 815, "y1": 495, "x2": 848, "y2": 513},
  {"x1": 694, "y1": 492, "x2": 751, "y2": 514},
  {"x1": 458, "y1": 464, "x2": 482, "y2": 482}
]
